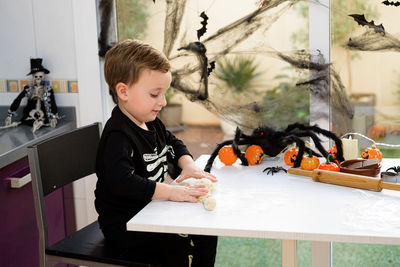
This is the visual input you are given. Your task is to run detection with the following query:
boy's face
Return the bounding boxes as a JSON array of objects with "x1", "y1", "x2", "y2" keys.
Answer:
[{"x1": 119, "y1": 69, "x2": 171, "y2": 127}]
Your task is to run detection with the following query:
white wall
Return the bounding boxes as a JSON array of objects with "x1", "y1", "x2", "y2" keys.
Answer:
[
  {"x1": 71, "y1": 0, "x2": 103, "y2": 229},
  {"x1": 0, "y1": 0, "x2": 79, "y2": 101},
  {"x1": 0, "y1": 0, "x2": 104, "y2": 229}
]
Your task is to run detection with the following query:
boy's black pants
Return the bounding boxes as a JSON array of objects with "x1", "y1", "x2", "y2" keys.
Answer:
[{"x1": 102, "y1": 223, "x2": 218, "y2": 267}]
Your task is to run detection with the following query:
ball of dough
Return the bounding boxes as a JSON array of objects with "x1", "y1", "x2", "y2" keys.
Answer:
[
  {"x1": 197, "y1": 178, "x2": 214, "y2": 192},
  {"x1": 198, "y1": 192, "x2": 211, "y2": 203},
  {"x1": 181, "y1": 178, "x2": 198, "y2": 186},
  {"x1": 203, "y1": 195, "x2": 216, "y2": 211}
]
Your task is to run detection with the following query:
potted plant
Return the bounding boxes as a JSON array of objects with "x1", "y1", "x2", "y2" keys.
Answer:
[
  {"x1": 258, "y1": 71, "x2": 309, "y2": 129},
  {"x1": 158, "y1": 87, "x2": 184, "y2": 132},
  {"x1": 213, "y1": 55, "x2": 262, "y2": 135}
]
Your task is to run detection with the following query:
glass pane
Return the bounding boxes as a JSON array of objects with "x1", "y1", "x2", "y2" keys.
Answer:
[
  {"x1": 332, "y1": 243, "x2": 400, "y2": 266},
  {"x1": 330, "y1": 0, "x2": 400, "y2": 158},
  {"x1": 116, "y1": 1, "x2": 310, "y2": 266},
  {"x1": 116, "y1": 0, "x2": 149, "y2": 41},
  {"x1": 330, "y1": 1, "x2": 400, "y2": 265},
  {"x1": 117, "y1": 0, "x2": 310, "y2": 132},
  {"x1": 297, "y1": 240, "x2": 311, "y2": 267},
  {"x1": 215, "y1": 237, "x2": 281, "y2": 267}
]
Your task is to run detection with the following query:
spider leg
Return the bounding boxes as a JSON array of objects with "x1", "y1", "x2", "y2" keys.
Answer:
[
  {"x1": 232, "y1": 127, "x2": 248, "y2": 166},
  {"x1": 282, "y1": 135, "x2": 306, "y2": 168},
  {"x1": 386, "y1": 166, "x2": 400, "y2": 173},
  {"x1": 304, "y1": 146, "x2": 322, "y2": 157},
  {"x1": 232, "y1": 127, "x2": 257, "y2": 166},
  {"x1": 262, "y1": 167, "x2": 273, "y2": 175},
  {"x1": 205, "y1": 127, "x2": 253, "y2": 172},
  {"x1": 288, "y1": 130, "x2": 328, "y2": 158},
  {"x1": 285, "y1": 123, "x2": 344, "y2": 162},
  {"x1": 278, "y1": 167, "x2": 287, "y2": 173},
  {"x1": 263, "y1": 166, "x2": 287, "y2": 175},
  {"x1": 204, "y1": 139, "x2": 234, "y2": 172},
  {"x1": 386, "y1": 167, "x2": 395, "y2": 172}
]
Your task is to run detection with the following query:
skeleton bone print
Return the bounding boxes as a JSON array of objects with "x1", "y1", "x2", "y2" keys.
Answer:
[{"x1": 142, "y1": 145, "x2": 175, "y2": 182}]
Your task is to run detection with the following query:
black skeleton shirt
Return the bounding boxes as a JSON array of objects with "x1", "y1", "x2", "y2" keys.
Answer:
[{"x1": 95, "y1": 106, "x2": 191, "y2": 230}]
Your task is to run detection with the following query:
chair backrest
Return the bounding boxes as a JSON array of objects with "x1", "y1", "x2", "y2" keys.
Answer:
[{"x1": 28, "y1": 122, "x2": 101, "y2": 248}]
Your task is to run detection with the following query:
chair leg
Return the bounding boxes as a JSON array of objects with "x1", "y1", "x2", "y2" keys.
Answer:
[
  {"x1": 45, "y1": 255, "x2": 58, "y2": 267},
  {"x1": 37, "y1": 251, "x2": 47, "y2": 267}
]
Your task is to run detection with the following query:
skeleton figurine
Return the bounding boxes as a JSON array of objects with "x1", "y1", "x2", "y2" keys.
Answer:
[{"x1": 4, "y1": 58, "x2": 59, "y2": 133}]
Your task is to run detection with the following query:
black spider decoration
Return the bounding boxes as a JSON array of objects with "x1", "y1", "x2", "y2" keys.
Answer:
[
  {"x1": 381, "y1": 166, "x2": 400, "y2": 180},
  {"x1": 263, "y1": 166, "x2": 287, "y2": 175},
  {"x1": 386, "y1": 166, "x2": 400, "y2": 173},
  {"x1": 204, "y1": 123, "x2": 344, "y2": 172}
]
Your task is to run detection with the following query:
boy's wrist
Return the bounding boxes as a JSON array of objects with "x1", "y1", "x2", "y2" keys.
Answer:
[{"x1": 152, "y1": 182, "x2": 172, "y2": 200}]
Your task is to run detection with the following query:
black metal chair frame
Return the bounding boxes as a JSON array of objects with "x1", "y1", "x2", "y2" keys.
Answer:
[{"x1": 28, "y1": 123, "x2": 160, "y2": 267}]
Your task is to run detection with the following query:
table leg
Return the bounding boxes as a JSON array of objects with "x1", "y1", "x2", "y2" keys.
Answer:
[
  {"x1": 281, "y1": 239, "x2": 297, "y2": 267},
  {"x1": 311, "y1": 241, "x2": 331, "y2": 267}
]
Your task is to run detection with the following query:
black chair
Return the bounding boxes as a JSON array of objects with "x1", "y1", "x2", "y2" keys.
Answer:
[{"x1": 28, "y1": 123, "x2": 161, "y2": 267}]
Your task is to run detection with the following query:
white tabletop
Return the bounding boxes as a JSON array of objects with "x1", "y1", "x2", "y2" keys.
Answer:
[{"x1": 127, "y1": 155, "x2": 400, "y2": 245}]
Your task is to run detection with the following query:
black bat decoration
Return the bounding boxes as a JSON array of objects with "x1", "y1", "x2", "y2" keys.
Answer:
[
  {"x1": 197, "y1": 11, "x2": 209, "y2": 40},
  {"x1": 207, "y1": 61, "x2": 215, "y2": 76},
  {"x1": 348, "y1": 14, "x2": 385, "y2": 35},
  {"x1": 382, "y1": 0, "x2": 400, "y2": 6}
]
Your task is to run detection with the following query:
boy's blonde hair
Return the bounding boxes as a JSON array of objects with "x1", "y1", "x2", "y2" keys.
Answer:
[{"x1": 104, "y1": 39, "x2": 171, "y2": 101}]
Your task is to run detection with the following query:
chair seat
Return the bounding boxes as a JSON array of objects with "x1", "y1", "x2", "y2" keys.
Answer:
[{"x1": 46, "y1": 221, "x2": 161, "y2": 267}]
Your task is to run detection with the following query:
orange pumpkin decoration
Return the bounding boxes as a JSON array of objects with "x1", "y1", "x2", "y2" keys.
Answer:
[
  {"x1": 300, "y1": 155, "x2": 320, "y2": 171},
  {"x1": 284, "y1": 147, "x2": 298, "y2": 166},
  {"x1": 327, "y1": 145, "x2": 340, "y2": 164},
  {"x1": 368, "y1": 124, "x2": 386, "y2": 141},
  {"x1": 318, "y1": 154, "x2": 339, "y2": 172},
  {"x1": 245, "y1": 145, "x2": 264, "y2": 165},
  {"x1": 361, "y1": 145, "x2": 383, "y2": 163},
  {"x1": 218, "y1": 146, "x2": 238, "y2": 165}
]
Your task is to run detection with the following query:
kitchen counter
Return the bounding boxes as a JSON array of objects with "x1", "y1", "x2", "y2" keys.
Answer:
[
  {"x1": 0, "y1": 106, "x2": 76, "y2": 169},
  {"x1": 0, "y1": 106, "x2": 77, "y2": 267}
]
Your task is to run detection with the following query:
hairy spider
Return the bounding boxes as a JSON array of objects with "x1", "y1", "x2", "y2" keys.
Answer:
[
  {"x1": 386, "y1": 166, "x2": 400, "y2": 173},
  {"x1": 204, "y1": 123, "x2": 344, "y2": 172},
  {"x1": 263, "y1": 166, "x2": 287, "y2": 175}
]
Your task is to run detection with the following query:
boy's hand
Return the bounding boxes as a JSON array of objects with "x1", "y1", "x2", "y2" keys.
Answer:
[
  {"x1": 176, "y1": 162, "x2": 217, "y2": 183},
  {"x1": 168, "y1": 184, "x2": 208, "y2": 202}
]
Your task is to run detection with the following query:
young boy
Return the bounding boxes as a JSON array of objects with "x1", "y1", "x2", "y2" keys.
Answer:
[{"x1": 95, "y1": 39, "x2": 218, "y2": 267}]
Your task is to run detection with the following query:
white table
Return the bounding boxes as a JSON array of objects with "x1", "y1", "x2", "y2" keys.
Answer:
[{"x1": 127, "y1": 155, "x2": 400, "y2": 267}]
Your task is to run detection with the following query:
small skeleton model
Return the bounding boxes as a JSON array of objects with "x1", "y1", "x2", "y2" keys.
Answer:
[{"x1": 4, "y1": 58, "x2": 59, "y2": 133}]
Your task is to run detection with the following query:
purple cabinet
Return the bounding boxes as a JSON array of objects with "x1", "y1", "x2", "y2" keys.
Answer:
[
  {"x1": 0, "y1": 157, "x2": 39, "y2": 266},
  {"x1": 0, "y1": 107, "x2": 76, "y2": 266},
  {"x1": 0, "y1": 158, "x2": 75, "y2": 267}
]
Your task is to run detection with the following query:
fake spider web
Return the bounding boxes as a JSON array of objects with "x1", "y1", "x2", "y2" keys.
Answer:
[{"x1": 157, "y1": 0, "x2": 353, "y2": 136}]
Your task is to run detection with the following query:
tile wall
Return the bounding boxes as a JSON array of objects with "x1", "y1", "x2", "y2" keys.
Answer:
[{"x1": 0, "y1": 80, "x2": 78, "y2": 93}]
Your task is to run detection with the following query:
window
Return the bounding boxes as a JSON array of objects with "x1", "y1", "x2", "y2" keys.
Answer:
[{"x1": 330, "y1": 0, "x2": 400, "y2": 158}]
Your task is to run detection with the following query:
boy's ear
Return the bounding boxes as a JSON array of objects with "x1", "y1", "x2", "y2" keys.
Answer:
[{"x1": 115, "y1": 82, "x2": 129, "y2": 101}]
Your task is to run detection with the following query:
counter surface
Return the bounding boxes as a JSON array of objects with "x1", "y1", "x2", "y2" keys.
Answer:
[{"x1": 0, "y1": 107, "x2": 76, "y2": 169}]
